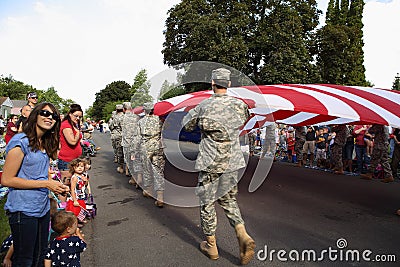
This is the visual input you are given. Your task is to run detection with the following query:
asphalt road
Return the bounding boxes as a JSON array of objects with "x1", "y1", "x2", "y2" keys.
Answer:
[{"x1": 80, "y1": 131, "x2": 400, "y2": 267}]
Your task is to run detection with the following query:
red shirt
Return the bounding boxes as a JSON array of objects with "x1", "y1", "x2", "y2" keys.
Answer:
[
  {"x1": 353, "y1": 125, "x2": 366, "y2": 146},
  {"x1": 58, "y1": 120, "x2": 82, "y2": 162},
  {"x1": 5, "y1": 121, "x2": 18, "y2": 144}
]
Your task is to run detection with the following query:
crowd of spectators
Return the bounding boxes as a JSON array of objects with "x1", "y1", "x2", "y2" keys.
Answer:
[{"x1": 252, "y1": 123, "x2": 399, "y2": 181}]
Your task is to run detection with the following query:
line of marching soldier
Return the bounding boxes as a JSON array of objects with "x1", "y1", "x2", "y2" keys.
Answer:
[{"x1": 109, "y1": 102, "x2": 165, "y2": 208}]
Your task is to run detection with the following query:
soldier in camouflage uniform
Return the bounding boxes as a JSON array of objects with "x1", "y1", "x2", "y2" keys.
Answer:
[
  {"x1": 260, "y1": 123, "x2": 276, "y2": 158},
  {"x1": 330, "y1": 124, "x2": 348, "y2": 174},
  {"x1": 247, "y1": 131, "x2": 256, "y2": 156},
  {"x1": 361, "y1": 124, "x2": 394, "y2": 182},
  {"x1": 121, "y1": 102, "x2": 143, "y2": 187},
  {"x1": 182, "y1": 68, "x2": 255, "y2": 265},
  {"x1": 108, "y1": 111, "x2": 117, "y2": 162},
  {"x1": 109, "y1": 104, "x2": 124, "y2": 173},
  {"x1": 138, "y1": 102, "x2": 165, "y2": 207},
  {"x1": 294, "y1": 126, "x2": 306, "y2": 166}
]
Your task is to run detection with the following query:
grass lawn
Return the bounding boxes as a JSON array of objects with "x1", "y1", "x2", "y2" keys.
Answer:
[{"x1": 0, "y1": 196, "x2": 10, "y2": 242}]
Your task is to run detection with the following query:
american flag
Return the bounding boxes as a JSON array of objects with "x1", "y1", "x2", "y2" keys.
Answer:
[
  {"x1": 149, "y1": 84, "x2": 400, "y2": 130},
  {"x1": 77, "y1": 208, "x2": 89, "y2": 222}
]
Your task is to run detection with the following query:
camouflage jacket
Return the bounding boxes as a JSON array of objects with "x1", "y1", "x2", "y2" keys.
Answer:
[
  {"x1": 332, "y1": 125, "x2": 349, "y2": 146},
  {"x1": 138, "y1": 114, "x2": 163, "y2": 152},
  {"x1": 294, "y1": 126, "x2": 306, "y2": 141},
  {"x1": 182, "y1": 93, "x2": 249, "y2": 173},
  {"x1": 109, "y1": 112, "x2": 124, "y2": 140},
  {"x1": 264, "y1": 123, "x2": 276, "y2": 140},
  {"x1": 368, "y1": 124, "x2": 389, "y2": 149},
  {"x1": 121, "y1": 111, "x2": 141, "y2": 151}
]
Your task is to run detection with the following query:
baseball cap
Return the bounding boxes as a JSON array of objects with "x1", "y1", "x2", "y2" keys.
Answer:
[
  {"x1": 123, "y1": 102, "x2": 131, "y2": 109},
  {"x1": 27, "y1": 92, "x2": 37, "y2": 99},
  {"x1": 211, "y1": 68, "x2": 231, "y2": 81},
  {"x1": 143, "y1": 102, "x2": 154, "y2": 111}
]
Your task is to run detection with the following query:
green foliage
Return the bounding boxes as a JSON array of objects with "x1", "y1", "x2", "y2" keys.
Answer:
[
  {"x1": 0, "y1": 75, "x2": 35, "y2": 99},
  {"x1": 0, "y1": 197, "x2": 10, "y2": 243},
  {"x1": 103, "y1": 101, "x2": 121, "y2": 122},
  {"x1": 159, "y1": 80, "x2": 186, "y2": 100},
  {"x1": 91, "y1": 81, "x2": 132, "y2": 120},
  {"x1": 130, "y1": 70, "x2": 153, "y2": 108},
  {"x1": 392, "y1": 73, "x2": 400, "y2": 90},
  {"x1": 39, "y1": 87, "x2": 75, "y2": 114},
  {"x1": 318, "y1": 0, "x2": 367, "y2": 86},
  {"x1": 163, "y1": 0, "x2": 321, "y2": 86}
]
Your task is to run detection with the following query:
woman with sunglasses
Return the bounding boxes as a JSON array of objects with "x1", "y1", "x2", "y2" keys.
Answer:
[
  {"x1": 1, "y1": 102, "x2": 70, "y2": 266},
  {"x1": 57, "y1": 104, "x2": 83, "y2": 172}
]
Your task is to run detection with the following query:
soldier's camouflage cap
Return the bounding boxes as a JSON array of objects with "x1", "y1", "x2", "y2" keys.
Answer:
[
  {"x1": 123, "y1": 102, "x2": 131, "y2": 109},
  {"x1": 143, "y1": 102, "x2": 154, "y2": 111},
  {"x1": 116, "y1": 104, "x2": 123, "y2": 110},
  {"x1": 211, "y1": 68, "x2": 231, "y2": 81}
]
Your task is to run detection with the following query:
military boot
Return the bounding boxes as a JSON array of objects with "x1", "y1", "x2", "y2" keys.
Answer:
[
  {"x1": 309, "y1": 154, "x2": 315, "y2": 167},
  {"x1": 360, "y1": 172, "x2": 373, "y2": 180},
  {"x1": 142, "y1": 188, "x2": 152, "y2": 198},
  {"x1": 296, "y1": 155, "x2": 302, "y2": 167},
  {"x1": 235, "y1": 224, "x2": 256, "y2": 265},
  {"x1": 334, "y1": 167, "x2": 344, "y2": 175},
  {"x1": 200, "y1": 235, "x2": 219, "y2": 260},
  {"x1": 155, "y1": 191, "x2": 164, "y2": 208},
  {"x1": 381, "y1": 175, "x2": 394, "y2": 183},
  {"x1": 128, "y1": 177, "x2": 137, "y2": 186},
  {"x1": 302, "y1": 154, "x2": 308, "y2": 166},
  {"x1": 136, "y1": 173, "x2": 143, "y2": 189}
]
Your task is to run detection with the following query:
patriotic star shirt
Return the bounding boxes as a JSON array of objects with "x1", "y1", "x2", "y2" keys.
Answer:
[{"x1": 45, "y1": 235, "x2": 87, "y2": 267}]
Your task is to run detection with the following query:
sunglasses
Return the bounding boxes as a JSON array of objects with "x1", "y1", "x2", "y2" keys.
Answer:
[
  {"x1": 71, "y1": 113, "x2": 82, "y2": 119},
  {"x1": 30, "y1": 97, "x2": 38, "y2": 99},
  {"x1": 39, "y1": 110, "x2": 59, "y2": 121}
]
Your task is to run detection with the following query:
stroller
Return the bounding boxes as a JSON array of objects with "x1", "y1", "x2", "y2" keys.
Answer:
[{"x1": 81, "y1": 139, "x2": 96, "y2": 157}]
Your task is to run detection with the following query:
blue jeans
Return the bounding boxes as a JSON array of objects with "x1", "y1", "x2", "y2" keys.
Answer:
[
  {"x1": 57, "y1": 159, "x2": 69, "y2": 171},
  {"x1": 389, "y1": 138, "x2": 395, "y2": 158},
  {"x1": 355, "y1": 145, "x2": 367, "y2": 174},
  {"x1": 8, "y1": 211, "x2": 50, "y2": 267}
]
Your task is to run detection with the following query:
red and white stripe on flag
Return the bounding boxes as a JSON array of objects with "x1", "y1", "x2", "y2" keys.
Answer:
[{"x1": 151, "y1": 84, "x2": 400, "y2": 131}]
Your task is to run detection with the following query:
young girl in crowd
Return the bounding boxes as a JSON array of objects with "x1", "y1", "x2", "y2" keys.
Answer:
[
  {"x1": 66, "y1": 158, "x2": 87, "y2": 224},
  {"x1": 1, "y1": 102, "x2": 69, "y2": 266},
  {"x1": 364, "y1": 125, "x2": 374, "y2": 157},
  {"x1": 286, "y1": 129, "x2": 296, "y2": 163},
  {"x1": 81, "y1": 157, "x2": 92, "y2": 197},
  {"x1": 45, "y1": 210, "x2": 86, "y2": 267}
]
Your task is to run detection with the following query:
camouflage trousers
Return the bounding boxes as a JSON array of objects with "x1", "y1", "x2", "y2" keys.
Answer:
[
  {"x1": 142, "y1": 148, "x2": 165, "y2": 191},
  {"x1": 330, "y1": 144, "x2": 343, "y2": 170},
  {"x1": 248, "y1": 134, "x2": 255, "y2": 154},
  {"x1": 261, "y1": 138, "x2": 276, "y2": 157},
  {"x1": 123, "y1": 147, "x2": 143, "y2": 175},
  {"x1": 196, "y1": 171, "x2": 244, "y2": 236},
  {"x1": 295, "y1": 139, "x2": 305, "y2": 159},
  {"x1": 369, "y1": 147, "x2": 392, "y2": 178},
  {"x1": 112, "y1": 138, "x2": 124, "y2": 165}
]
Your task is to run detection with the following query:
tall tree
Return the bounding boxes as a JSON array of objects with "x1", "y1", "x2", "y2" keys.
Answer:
[
  {"x1": 345, "y1": 0, "x2": 366, "y2": 85},
  {"x1": 392, "y1": 73, "x2": 400, "y2": 91},
  {"x1": 0, "y1": 75, "x2": 35, "y2": 99},
  {"x1": 39, "y1": 87, "x2": 75, "y2": 114},
  {"x1": 317, "y1": 0, "x2": 367, "y2": 86},
  {"x1": 163, "y1": 0, "x2": 321, "y2": 87},
  {"x1": 130, "y1": 69, "x2": 152, "y2": 108},
  {"x1": 91, "y1": 81, "x2": 131, "y2": 120}
]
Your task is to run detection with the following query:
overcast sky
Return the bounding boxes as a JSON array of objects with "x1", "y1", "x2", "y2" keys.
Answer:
[{"x1": 0, "y1": 0, "x2": 399, "y2": 111}]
